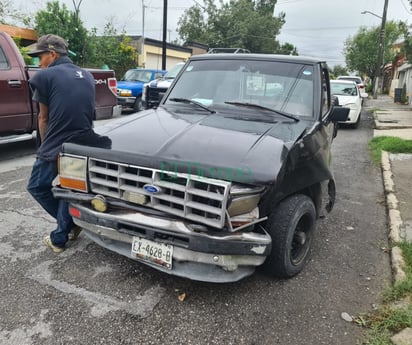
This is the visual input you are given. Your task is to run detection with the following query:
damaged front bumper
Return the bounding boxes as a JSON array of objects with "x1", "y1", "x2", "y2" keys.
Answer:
[{"x1": 53, "y1": 188, "x2": 272, "y2": 283}]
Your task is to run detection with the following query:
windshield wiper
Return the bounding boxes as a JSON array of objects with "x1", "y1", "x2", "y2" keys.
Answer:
[
  {"x1": 169, "y1": 98, "x2": 216, "y2": 114},
  {"x1": 224, "y1": 101, "x2": 300, "y2": 122}
]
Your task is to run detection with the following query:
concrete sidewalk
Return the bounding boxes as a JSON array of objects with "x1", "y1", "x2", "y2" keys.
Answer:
[
  {"x1": 366, "y1": 95, "x2": 412, "y2": 344},
  {"x1": 365, "y1": 95, "x2": 412, "y2": 241}
]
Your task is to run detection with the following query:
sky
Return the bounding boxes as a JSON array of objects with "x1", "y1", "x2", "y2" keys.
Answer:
[{"x1": 14, "y1": 0, "x2": 412, "y2": 67}]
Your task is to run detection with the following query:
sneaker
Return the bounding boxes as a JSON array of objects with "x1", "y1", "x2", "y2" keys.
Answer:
[
  {"x1": 68, "y1": 226, "x2": 82, "y2": 241},
  {"x1": 43, "y1": 235, "x2": 65, "y2": 253}
]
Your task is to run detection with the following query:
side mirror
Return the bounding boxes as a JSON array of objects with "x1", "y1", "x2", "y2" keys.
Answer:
[
  {"x1": 360, "y1": 92, "x2": 368, "y2": 98},
  {"x1": 329, "y1": 106, "x2": 349, "y2": 122},
  {"x1": 331, "y1": 95, "x2": 339, "y2": 106}
]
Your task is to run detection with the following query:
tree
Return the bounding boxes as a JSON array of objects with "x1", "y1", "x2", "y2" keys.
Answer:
[
  {"x1": 33, "y1": 1, "x2": 136, "y2": 75},
  {"x1": 34, "y1": 1, "x2": 89, "y2": 65},
  {"x1": 344, "y1": 21, "x2": 406, "y2": 79},
  {"x1": 277, "y1": 42, "x2": 298, "y2": 56},
  {"x1": 12, "y1": 36, "x2": 33, "y2": 64},
  {"x1": 329, "y1": 65, "x2": 348, "y2": 80},
  {"x1": 87, "y1": 22, "x2": 137, "y2": 78},
  {"x1": 0, "y1": 0, "x2": 30, "y2": 25},
  {"x1": 401, "y1": 20, "x2": 412, "y2": 62},
  {"x1": 177, "y1": 0, "x2": 297, "y2": 54}
]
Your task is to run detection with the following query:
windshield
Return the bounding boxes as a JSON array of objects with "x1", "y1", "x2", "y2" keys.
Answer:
[
  {"x1": 331, "y1": 82, "x2": 358, "y2": 96},
  {"x1": 337, "y1": 77, "x2": 362, "y2": 84},
  {"x1": 122, "y1": 70, "x2": 153, "y2": 82},
  {"x1": 165, "y1": 63, "x2": 184, "y2": 79},
  {"x1": 164, "y1": 59, "x2": 315, "y2": 118}
]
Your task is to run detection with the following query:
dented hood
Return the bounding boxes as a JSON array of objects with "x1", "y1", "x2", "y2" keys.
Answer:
[{"x1": 81, "y1": 107, "x2": 311, "y2": 184}]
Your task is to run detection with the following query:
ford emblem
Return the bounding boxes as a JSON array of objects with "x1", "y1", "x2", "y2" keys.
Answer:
[{"x1": 143, "y1": 184, "x2": 161, "y2": 194}]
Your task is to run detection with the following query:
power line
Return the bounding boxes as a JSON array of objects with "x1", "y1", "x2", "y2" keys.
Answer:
[
  {"x1": 283, "y1": 25, "x2": 374, "y2": 32},
  {"x1": 399, "y1": 0, "x2": 412, "y2": 14},
  {"x1": 277, "y1": 0, "x2": 306, "y2": 4}
]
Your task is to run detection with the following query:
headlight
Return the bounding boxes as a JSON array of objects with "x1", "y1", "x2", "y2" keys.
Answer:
[
  {"x1": 58, "y1": 154, "x2": 88, "y2": 192},
  {"x1": 142, "y1": 85, "x2": 147, "y2": 101},
  {"x1": 118, "y1": 89, "x2": 132, "y2": 97},
  {"x1": 228, "y1": 185, "x2": 265, "y2": 216},
  {"x1": 342, "y1": 102, "x2": 356, "y2": 110}
]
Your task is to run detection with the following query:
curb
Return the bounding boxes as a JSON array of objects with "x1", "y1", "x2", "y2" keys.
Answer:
[{"x1": 381, "y1": 150, "x2": 407, "y2": 283}]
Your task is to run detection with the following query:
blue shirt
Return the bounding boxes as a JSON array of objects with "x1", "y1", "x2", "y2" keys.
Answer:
[{"x1": 29, "y1": 56, "x2": 95, "y2": 161}]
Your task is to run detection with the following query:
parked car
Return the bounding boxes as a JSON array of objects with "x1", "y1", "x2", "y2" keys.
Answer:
[
  {"x1": 0, "y1": 31, "x2": 121, "y2": 145},
  {"x1": 331, "y1": 80, "x2": 367, "y2": 128},
  {"x1": 142, "y1": 62, "x2": 185, "y2": 110},
  {"x1": 52, "y1": 54, "x2": 349, "y2": 283},
  {"x1": 336, "y1": 75, "x2": 365, "y2": 91},
  {"x1": 117, "y1": 68, "x2": 166, "y2": 112}
]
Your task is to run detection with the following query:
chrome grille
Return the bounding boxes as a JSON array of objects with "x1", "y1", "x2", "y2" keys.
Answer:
[{"x1": 88, "y1": 158, "x2": 231, "y2": 228}]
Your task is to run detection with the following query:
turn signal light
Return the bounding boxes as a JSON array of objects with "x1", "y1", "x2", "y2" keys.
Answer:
[{"x1": 60, "y1": 176, "x2": 87, "y2": 192}]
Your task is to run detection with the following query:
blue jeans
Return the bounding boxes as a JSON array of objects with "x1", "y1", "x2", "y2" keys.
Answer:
[{"x1": 27, "y1": 158, "x2": 74, "y2": 248}]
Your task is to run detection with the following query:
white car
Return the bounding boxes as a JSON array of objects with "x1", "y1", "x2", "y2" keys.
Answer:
[
  {"x1": 142, "y1": 62, "x2": 185, "y2": 109},
  {"x1": 336, "y1": 75, "x2": 365, "y2": 91},
  {"x1": 330, "y1": 80, "x2": 368, "y2": 128}
]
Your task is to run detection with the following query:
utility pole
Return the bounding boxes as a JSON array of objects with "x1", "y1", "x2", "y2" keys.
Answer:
[
  {"x1": 162, "y1": 0, "x2": 167, "y2": 70},
  {"x1": 373, "y1": 0, "x2": 389, "y2": 99},
  {"x1": 141, "y1": 0, "x2": 146, "y2": 67}
]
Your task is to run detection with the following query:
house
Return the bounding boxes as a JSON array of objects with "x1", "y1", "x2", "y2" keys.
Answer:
[
  {"x1": 127, "y1": 36, "x2": 208, "y2": 70},
  {"x1": 0, "y1": 23, "x2": 37, "y2": 45},
  {"x1": 375, "y1": 39, "x2": 411, "y2": 104},
  {"x1": 395, "y1": 62, "x2": 412, "y2": 103},
  {"x1": 388, "y1": 41, "x2": 411, "y2": 104}
]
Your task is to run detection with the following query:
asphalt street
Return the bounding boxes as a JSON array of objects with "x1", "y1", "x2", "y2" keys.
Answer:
[{"x1": 0, "y1": 109, "x2": 391, "y2": 345}]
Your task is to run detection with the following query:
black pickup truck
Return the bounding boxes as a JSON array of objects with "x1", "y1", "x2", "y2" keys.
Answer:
[{"x1": 53, "y1": 53, "x2": 348, "y2": 283}]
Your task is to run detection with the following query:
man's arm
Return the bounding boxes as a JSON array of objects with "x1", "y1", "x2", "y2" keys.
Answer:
[{"x1": 38, "y1": 102, "x2": 49, "y2": 142}]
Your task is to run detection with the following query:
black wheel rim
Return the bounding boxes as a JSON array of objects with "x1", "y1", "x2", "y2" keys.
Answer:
[{"x1": 291, "y1": 214, "x2": 313, "y2": 265}]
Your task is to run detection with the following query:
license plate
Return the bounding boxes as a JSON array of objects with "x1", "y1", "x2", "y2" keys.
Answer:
[{"x1": 131, "y1": 237, "x2": 173, "y2": 269}]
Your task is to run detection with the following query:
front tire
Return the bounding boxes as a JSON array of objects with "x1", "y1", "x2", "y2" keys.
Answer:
[
  {"x1": 263, "y1": 194, "x2": 316, "y2": 278},
  {"x1": 352, "y1": 111, "x2": 361, "y2": 129},
  {"x1": 133, "y1": 96, "x2": 142, "y2": 112}
]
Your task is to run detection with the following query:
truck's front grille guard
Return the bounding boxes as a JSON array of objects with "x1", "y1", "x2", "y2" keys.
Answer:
[
  {"x1": 147, "y1": 88, "x2": 160, "y2": 100},
  {"x1": 88, "y1": 158, "x2": 231, "y2": 229}
]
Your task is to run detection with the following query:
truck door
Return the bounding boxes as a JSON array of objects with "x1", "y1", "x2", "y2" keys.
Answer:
[{"x1": 0, "y1": 44, "x2": 32, "y2": 134}]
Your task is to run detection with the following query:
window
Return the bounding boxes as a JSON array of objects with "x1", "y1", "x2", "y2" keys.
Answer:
[
  {"x1": 321, "y1": 68, "x2": 329, "y2": 116},
  {"x1": 166, "y1": 59, "x2": 316, "y2": 118},
  {"x1": 0, "y1": 46, "x2": 9, "y2": 69}
]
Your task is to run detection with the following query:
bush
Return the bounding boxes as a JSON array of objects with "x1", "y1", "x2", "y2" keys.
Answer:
[
  {"x1": 401, "y1": 83, "x2": 408, "y2": 104},
  {"x1": 366, "y1": 82, "x2": 373, "y2": 93}
]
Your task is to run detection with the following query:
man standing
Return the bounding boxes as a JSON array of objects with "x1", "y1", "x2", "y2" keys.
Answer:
[{"x1": 27, "y1": 34, "x2": 95, "y2": 253}]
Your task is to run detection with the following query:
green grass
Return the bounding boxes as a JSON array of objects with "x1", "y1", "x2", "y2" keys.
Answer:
[
  {"x1": 365, "y1": 303, "x2": 412, "y2": 345},
  {"x1": 363, "y1": 137, "x2": 412, "y2": 343},
  {"x1": 368, "y1": 136, "x2": 412, "y2": 164},
  {"x1": 362, "y1": 242, "x2": 412, "y2": 344},
  {"x1": 368, "y1": 108, "x2": 384, "y2": 113},
  {"x1": 384, "y1": 242, "x2": 412, "y2": 301}
]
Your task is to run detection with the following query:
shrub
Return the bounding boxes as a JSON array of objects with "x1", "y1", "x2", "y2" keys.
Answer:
[{"x1": 400, "y1": 83, "x2": 408, "y2": 104}]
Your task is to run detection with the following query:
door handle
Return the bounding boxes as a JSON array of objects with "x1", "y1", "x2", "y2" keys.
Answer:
[{"x1": 8, "y1": 80, "x2": 22, "y2": 87}]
